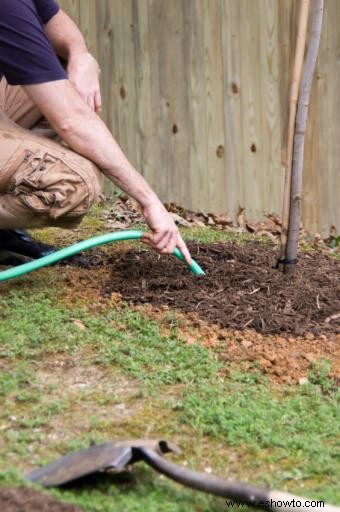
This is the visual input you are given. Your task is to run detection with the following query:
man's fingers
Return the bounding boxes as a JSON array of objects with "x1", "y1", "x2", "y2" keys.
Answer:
[
  {"x1": 142, "y1": 231, "x2": 191, "y2": 265},
  {"x1": 141, "y1": 238, "x2": 153, "y2": 248},
  {"x1": 157, "y1": 231, "x2": 174, "y2": 251},
  {"x1": 73, "y1": 83, "x2": 90, "y2": 110},
  {"x1": 176, "y1": 237, "x2": 192, "y2": 266},
  {"x1": 94, "y1": 90, "x2": 102, "y2": 112},
  {"x1": 71, "y1": 82, "x2": 97, "y2": 112},
  {"x1": 142, "y1": 231, "x2": 173, "y2": 253},
  {"x1": 87, "y1": 93, "x2": 95, "y2": 111},
  {"x1": 142, "y1": 230, "x2": 169, "y2": 248},
  {"x1": 160, "y1": 232, "x2": 177, "y2": 254}
]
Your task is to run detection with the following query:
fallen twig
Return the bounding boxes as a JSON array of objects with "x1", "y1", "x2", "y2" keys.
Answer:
[
  {"x1": 325, "y1": 312, "x2": 340, "y2": 324},
  {"x1": 316, "y1": 294, "x2": 321, "y2": 310}
]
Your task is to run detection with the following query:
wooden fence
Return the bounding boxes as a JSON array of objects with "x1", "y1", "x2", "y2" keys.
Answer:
[{"x1": 59, "y1": 0, "x2": 339, "y2": 235}]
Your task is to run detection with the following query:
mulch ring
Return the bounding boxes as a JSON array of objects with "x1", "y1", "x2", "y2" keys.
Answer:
[
  {"x1": 101, "y1": 241, "x2": 340, "y2": 337},
  {"x1": 0, "y1": 488, "x2": 82, "y2": 512}
]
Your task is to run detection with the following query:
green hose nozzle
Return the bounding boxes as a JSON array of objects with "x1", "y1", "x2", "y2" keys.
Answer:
[{"x1": 0, "y1": 230, "x2": 205, "y2": 283}]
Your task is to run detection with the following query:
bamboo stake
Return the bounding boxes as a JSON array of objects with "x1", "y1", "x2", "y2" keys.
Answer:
[
  {"x1": 284, "y1": 0, "x2": 324, "y2": 274},
  {"x1": 278, "y1": 0, "x2": 310, "y2": 270}
]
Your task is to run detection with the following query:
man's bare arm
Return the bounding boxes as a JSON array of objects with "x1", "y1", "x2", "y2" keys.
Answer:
[
  {"x1": 44, "y1": 8, "x2": 86, "y2": 59},
  {"x1": 44, "y1": 9, "x2": 101, "y2": 112},
  {"x1": 24, "y1": 80, "x2": 191, "y2": 263}
]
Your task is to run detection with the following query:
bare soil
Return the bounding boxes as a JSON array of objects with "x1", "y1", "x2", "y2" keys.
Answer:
[
  {"x1": 102, "y1": 242, "x2": 340, "y2": 337},
  {"x1": 132, "y1": 305, "x2": 340, "y2": 384},
  {"x1": 0, "y1": 488, "x2": 82, "y2": 512}
]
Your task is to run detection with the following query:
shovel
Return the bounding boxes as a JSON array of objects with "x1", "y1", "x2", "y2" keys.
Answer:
[
  {"x1": 26, "y1": 439, "x2": 340, "y2": 512},
  {"x1": 26, "y1": 439, "x2": 179, "y2": 487}
]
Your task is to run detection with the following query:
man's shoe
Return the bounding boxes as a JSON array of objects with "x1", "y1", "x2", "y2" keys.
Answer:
[{"x1": 0, "y1": 230, "x2": 55, "y2": 266}]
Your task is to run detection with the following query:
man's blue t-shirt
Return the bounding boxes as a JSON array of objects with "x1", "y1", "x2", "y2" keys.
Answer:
[{"x1": 0, "y1": 0, "x2": 67, "y2": 85}]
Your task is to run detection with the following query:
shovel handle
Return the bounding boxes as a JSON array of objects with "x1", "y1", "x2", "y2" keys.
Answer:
[
  {"x1": 139, "y1": 447, "x2": 267, "y2": 508},
  {"x1": 139, "y1": 447, "x2": 340, "y2": 512}
]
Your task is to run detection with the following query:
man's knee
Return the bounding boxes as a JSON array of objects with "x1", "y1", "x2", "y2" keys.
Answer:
[{"x1": 0, "y1": 141, "x2": 102, "y2": 228}]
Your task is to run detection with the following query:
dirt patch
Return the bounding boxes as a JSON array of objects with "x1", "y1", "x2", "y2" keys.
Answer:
[
  {"x1": 132, "y1": 305, "x2": 339, "y2": 384},
  {"x1": 216, "y1": 328, "x2": 339, "y2": 384},
  {"x1": 0, "y1": 488, "x2": 82, "y2": 512},
  {"x1": 102, "y1": 242, "x2": 340, "y2": 337},
  {"x1": 27, "y1": 359, "x2": 143, "y2": 447}
]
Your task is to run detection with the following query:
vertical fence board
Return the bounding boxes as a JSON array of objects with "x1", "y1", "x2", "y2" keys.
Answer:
[
  {"x1": 221, "y1": 0, "x2": 242, "y2": 217},
  {"x1": 201, "y1": 0, "x2": 227, "y2": 213},
  {"x1": 303, "y1": 0, "x2": 340, "y2": 233},
  {"x1": 240, "y1": 0, "x2": 263, "y2": 215},
  {"x1": 182, "y1": 0, "x2": 208, "y2": 210},
  {"x1": 132, "y1": 1, "x2": 153, "y2": 180},
  {"x1": 110, "y1": 1, "x2": 141, "y2": 170},
  {"x1": 277, "y1": 0, "x2": 299, "y2": 162},
  {"x1": 78, "y1": 0, "x2": 98, "y2": 58},
  {"x1": 259, "y1": 0, "x2": 282, "y2": 213}
]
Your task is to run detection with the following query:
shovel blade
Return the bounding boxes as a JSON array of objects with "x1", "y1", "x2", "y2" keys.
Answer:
[{"x1": 26, "y1": 439, "x2": 180, "y2": 487}]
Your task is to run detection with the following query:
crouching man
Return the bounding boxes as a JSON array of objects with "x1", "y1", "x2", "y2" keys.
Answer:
[{"x1": 0, "y1": 0, "x2": 191, "y2": 265}]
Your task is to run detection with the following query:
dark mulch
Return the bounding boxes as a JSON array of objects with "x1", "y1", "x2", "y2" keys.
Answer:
[
  {"x1": 102, "y1": 242, "x2": 340, "y2": 336},
  {"x1": 0, "y1": 488, "x2": 82, "y2": 512}
]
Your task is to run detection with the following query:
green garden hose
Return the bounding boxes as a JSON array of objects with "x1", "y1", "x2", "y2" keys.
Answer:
[{"x1": 0, "y1": 230, "x2": 205, "y2": 282}]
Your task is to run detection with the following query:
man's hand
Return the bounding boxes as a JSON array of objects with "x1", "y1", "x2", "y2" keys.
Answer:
[
  {"x1": 141, "y1": 201, "x2": 192, "y2": 265},
  {"x1": 67, "y1": 52, "x2": 102, "y2": 112},
  {"x1": 44, "y1": 9, "x2": 102, "y2": 113}
]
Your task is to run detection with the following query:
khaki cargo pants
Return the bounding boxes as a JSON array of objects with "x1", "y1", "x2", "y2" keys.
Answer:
[{"x1": 0, "y1": 78, "x2": 102, "y2": 229}]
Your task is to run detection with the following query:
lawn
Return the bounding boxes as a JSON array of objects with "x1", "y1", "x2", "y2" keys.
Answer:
[{"x1": 0, "y1": 205, "x2": 339, "y2": 511}]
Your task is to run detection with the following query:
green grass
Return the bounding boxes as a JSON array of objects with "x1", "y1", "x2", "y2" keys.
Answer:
[
  {"x1": 183, "y1": 226, "x2": 259, "y2": 245},
  {"x1": 0, "y1": 208, "x2": 339, "y2": 511},
  {"x1": 0, "y1": 292, "x2": 219, "y2": 387},
  {"x1": 178, "y1": 373, "x2": 339, "y2": 496}
]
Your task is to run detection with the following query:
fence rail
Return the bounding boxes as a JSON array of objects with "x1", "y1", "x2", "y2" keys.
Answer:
[{"x1": 59, "y1": 0, "x2": 340, "y2": 235}]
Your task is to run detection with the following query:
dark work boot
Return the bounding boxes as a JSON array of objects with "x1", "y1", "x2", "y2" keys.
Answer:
[{"x1": 0, "y1": 230, "x2": 55, "y2": 266}]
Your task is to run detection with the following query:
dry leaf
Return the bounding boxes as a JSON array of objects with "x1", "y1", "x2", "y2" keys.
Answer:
[
  {"x1": 170, "y1": 212, "x2": 192, "y2": 227},
  {"x1": 237, "y1": 206, "x2": 246, "y2": 228},
  {"x1": 106, "y1": 220, "x2": 129, "y2": 230}
]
